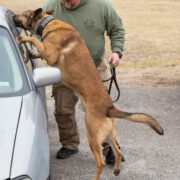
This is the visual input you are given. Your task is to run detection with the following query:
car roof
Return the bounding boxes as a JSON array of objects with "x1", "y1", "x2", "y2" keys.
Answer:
[{"x1": 0, "y1": 6, "x2": 12, "y2": 30}]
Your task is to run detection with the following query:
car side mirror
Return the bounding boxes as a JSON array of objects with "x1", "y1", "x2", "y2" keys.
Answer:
[{"x1": 33, "y1": 67, "x2": 61, "y2": 88}]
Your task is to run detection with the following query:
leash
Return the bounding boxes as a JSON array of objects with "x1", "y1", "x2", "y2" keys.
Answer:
[{"x1": 102, "y1": 62, "x2": 120, "y2": 102}]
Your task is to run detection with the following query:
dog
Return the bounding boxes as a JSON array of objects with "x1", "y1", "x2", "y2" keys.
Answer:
[{"x1": 13, "y1": 8, "x2": 164, "y2": 180}]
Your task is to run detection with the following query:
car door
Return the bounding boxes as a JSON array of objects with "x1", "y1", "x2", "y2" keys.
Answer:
[{"x1": 6, "y1": 10, "x2": 50, "y2": 180}]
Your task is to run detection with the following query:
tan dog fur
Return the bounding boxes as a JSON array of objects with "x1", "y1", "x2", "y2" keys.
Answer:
[{"x1": 13, "y1": 8, "x2": 164, "y2": 180}]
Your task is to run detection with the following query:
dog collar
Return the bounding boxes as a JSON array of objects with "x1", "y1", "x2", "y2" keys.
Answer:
[{"x1": 37, "y1": 16, "x2": 55, "y2": 36}]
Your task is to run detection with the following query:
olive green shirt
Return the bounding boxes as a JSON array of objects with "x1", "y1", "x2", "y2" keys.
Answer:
[{"x1": 42, "y1": 0, "x2": 125, "y2": 65}]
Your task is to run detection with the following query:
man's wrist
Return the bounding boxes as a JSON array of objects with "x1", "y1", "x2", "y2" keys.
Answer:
[{"x1": 114, "y1": 51, "x2": 122, "y2": 59}]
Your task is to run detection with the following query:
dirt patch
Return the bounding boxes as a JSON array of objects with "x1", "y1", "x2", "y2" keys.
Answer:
[
  {"x1": 105, "y1": 0, "x2": 180, "y2": 87},
  {"x1": 116, "y1": 65, "x2": 180, "y2": 87}
]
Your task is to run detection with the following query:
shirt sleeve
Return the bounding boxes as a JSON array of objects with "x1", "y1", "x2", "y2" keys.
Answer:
[
  {"x1": 42, "y1": 0, "x2": 57, "y2": 11},
  {"x1": 104, "y1": 0, "x2": 125, "y2": 53}
]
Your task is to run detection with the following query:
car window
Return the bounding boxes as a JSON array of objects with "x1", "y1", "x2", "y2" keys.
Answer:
[
  {"x1": 7, "y1": 12, "x2": 34, "y2": 72},
  {"x1": 0, "y1": 27, "x2": 29, "y2": 97}
]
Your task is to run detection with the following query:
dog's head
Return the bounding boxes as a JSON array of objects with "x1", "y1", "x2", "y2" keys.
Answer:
[{"x1": 13, "y1": 8, "x2": 54, "y2": 33}]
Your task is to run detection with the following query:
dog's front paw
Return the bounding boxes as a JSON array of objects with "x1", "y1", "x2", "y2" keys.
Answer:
[
  {"x1": 20, "y1": 35, "x2": 29, "y2": 43},
  {"x1": 29, "y1": 50, "x2": 41, "y2": 59}
]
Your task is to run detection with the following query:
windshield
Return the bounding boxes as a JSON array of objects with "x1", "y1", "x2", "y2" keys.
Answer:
[{"x1": 0, "y1": 27, "x2": 29, "y2": 97}]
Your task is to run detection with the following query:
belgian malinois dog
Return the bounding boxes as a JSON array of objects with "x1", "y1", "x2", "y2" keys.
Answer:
[{"x1": 13, "y1": 8, "x2": 164, "y2": 180}]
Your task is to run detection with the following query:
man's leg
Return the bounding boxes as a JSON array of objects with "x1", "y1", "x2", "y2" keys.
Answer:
[
  {"x1": 52, "y1": 81, "x2": 80, "y2": 159},
  {"x1": 98, "y1": 60, "x2": 125, "y2": 164}
]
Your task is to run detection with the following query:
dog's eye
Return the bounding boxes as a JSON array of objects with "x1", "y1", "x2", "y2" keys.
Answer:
[
  {"x1": 24, "y1": 14, "x2": 29, "y2": 20},
  {"x1": 26, "y1": 15, "x2": 33, "y2": 26}
]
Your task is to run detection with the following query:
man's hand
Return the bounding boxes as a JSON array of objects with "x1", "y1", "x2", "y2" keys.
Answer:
[{"x1": 107, "y1": 52, "x2": 121, "y2": 67}]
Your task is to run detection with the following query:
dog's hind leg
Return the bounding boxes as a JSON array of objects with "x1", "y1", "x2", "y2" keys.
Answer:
[
  {"x1": 106, "y1": 120, "x2": 122, "y2": 176},
  {"x1": 87, "y1": 132, "x2": 105, "y2": 180},
  {"x1": 106, "y1": 136, "x2": 122, "y2": 176},
  {"x1": 111, "y1": 137, "x2": 122, "y2": 176}
]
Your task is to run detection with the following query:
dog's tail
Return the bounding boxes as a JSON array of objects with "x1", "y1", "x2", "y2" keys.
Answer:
[{"x1": 108, "y1": 106, "x2": 164, "y2": 135}]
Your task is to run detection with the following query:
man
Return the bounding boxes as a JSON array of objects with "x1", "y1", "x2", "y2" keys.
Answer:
[{"x1": 42, "y1": 0, "x2": 125, "y2": 164}]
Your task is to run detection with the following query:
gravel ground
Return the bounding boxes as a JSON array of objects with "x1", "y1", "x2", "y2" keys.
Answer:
[{"x1": 46, "y1": 86, "x2": 180, "y2": 180}]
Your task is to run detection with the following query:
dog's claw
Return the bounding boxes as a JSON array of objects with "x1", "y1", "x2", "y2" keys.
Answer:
[
  {"x1": 19, "y1": 35, "x2": 23, "y2": 40},
  {"x1": 19, "y1": 35, "x2": 28, "y2": 43},
  {"x1": 114, "y1": 169, "x2": 120, "y2": 176},
  {"x1": 160, "y1": 129, "x2": 164, "y2": 135}
]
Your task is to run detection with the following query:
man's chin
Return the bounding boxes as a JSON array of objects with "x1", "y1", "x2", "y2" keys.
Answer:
[{"x1": 64, "y1": 4, "x2": 77, "y2": 9}]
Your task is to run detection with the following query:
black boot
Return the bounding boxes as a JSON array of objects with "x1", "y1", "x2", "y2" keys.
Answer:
[
  {"x1": 105, "y1": 147, "x2": 125, "y2": 165},
  {"x1": 56, "y1": 147, "x2": 79, "y2": 159}
]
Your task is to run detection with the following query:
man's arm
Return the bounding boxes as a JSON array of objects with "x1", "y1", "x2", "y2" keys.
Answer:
[{"x1": 104, "y1": 1, "x2": 125, "y2": 66}]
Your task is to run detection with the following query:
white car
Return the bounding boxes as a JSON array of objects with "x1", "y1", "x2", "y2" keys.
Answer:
[{"x1": 0, "y1": 6, "x2": 61, "y2": 180}]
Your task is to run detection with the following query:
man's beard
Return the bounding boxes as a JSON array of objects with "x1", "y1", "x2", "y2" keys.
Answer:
[{"x1": 64, "y1": 2, "x2": 76, "y2": 9}]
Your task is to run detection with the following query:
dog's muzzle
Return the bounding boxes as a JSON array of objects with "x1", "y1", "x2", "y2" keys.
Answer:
[{"x1": 13, "y1": 16, "x2": 24, "y2": 28}]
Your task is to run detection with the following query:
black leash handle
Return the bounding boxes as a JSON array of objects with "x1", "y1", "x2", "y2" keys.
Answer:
[
  {"x1": 102, "y1": 62, "x2": 120, "y2": 102},
  {"x1": 102, "y1": 62, "x2": 115, "y2": 82}
]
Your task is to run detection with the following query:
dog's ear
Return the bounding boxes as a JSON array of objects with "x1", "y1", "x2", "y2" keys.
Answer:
[
  {"x1": 46, "y1": 10, "x2": 54, "y2": 15},
  {"x1": 33, "y1": 8, "x2": 43, "y2": 18}
]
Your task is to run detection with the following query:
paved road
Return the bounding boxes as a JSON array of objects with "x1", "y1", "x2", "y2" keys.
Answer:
[{"x1": 46, "y1": 86, "x2": 180, "y2": 180}]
